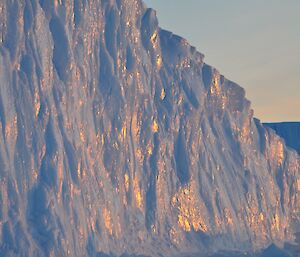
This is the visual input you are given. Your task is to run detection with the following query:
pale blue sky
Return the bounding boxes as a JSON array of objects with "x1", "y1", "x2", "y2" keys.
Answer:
[{"x1": 144, "y1": 0, "x2": 300, "y2": 122}]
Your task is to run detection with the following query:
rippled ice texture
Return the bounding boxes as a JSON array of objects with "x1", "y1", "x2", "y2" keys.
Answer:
[{"x1": 0, "y1": 0, "x2": 299, "y2": 256}]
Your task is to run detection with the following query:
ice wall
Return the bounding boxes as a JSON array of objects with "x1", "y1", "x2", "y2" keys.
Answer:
[{"x1": 0, "y1": 0, "x2": 299, "y2": 256}]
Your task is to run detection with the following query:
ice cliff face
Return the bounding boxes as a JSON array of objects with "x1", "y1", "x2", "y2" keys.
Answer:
[
  {"x1": 264, "y1": 123, "x2": 300, "y2": 155},
  {"x1": 0, "y1": 0, "x2": 299, "y2": 256}
]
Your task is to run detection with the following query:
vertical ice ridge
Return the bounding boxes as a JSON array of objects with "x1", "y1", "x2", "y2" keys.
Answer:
[{"x1": 0, "y1": 0, "x2": 298, "y2": 257}]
